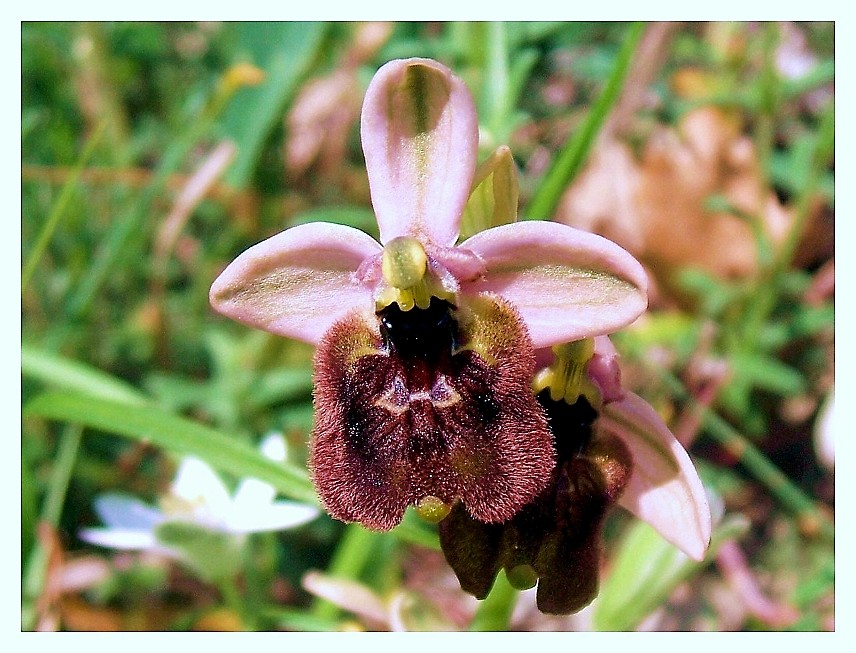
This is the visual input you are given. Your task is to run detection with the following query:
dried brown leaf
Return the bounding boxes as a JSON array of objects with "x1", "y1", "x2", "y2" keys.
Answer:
[{"x1": 557, "y1": 107, "x2": 793, "y2": 290}]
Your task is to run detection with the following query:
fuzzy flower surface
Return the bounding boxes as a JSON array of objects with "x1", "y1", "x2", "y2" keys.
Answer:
[
  {"x1": 80, "y1": 434, "x2": 319, "y2": 579},
  {"x1": 210, "y1": 58, "x2": 648, "y2": 531},
  {"x1": 439, "y1": 336, "x2": 712, "y2": 614}
]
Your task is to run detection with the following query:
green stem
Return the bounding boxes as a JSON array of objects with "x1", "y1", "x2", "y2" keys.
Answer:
[
  {"x1": 21, "y1": 122, "x2": 107, "y2": 293},
  {"x1": 21, "y1": 424, "x2": 84, "y2": 630},
  {"x1": 526, "y1": 21, "x2": 644, "y2": 220},
  {"x1": 42, "y1": 424, "x2": 85, "y2": 526},
  {"x1": 468, "y1": 570, "x2": 517, "y2": 631},
  {"x1": 754, "y1": 22, "x2": 780, "y2": 194},
  {"x1": 484, "y1": 21, "x2": 511, "y2": 145},
  {"x1": 218, "y1": 574, "x2": 255, "y2": 631},
  {"x1": 657, "y1": 370, "x2": 833, "y2": 540},
  {"x1": 772, "y1": 99, "x2": 835, "y2": 280},
  {"x1": 311, "y1": 524, "x2": 379, "y2": 621},
  {"x1": 739, "y1": 98, "x2": 834, "y2": 352}
]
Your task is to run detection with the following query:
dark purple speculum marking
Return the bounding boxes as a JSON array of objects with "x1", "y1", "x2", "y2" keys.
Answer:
[{"x1": 310, "y1": 295, "x2": 554, "y2": 531}]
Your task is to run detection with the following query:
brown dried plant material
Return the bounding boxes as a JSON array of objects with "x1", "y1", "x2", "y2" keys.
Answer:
[
  {"x1": 285, "y1": 22, "x2": 393, "y2": 180},
  {"x1": 285, "y1": 68, "x2": 363, "y2": 178},
  {"x1": 33, "y1": 522, "x2": 68, "y2": 631},
  {"x1": 637, "y1": 108, "x2": 791, "y2": 279},
  {"x1": 554, "y1": 138, "x2": 645, "y2": 254},
  {"x1": 557, "y1": 107, "x2": 792, "y2": 288},
  {"x1": 59, "y1": 596, "x2": 124, "y2": 632},
  {"x1": 191, "y1": 607, "x2": 245, "y2": 631}
]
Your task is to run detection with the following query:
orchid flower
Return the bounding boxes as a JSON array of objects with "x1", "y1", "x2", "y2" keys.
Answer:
[
  {"x1": 439, "y1": 336, "x2": 712, "y2": 614},
  {"x1": 589, "y1": 337, "x2": 711, "y2": 560},
  {"x1": 80, "y1": 434, "x2": 319, "y2": 578},
  {"x1": 210, "y1": 58, "x2": 648, "y2": 531}
]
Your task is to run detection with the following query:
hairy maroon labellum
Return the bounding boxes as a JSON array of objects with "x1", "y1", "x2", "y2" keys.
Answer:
[
  {"x1": 310, "y1": 295, "x2": 554, "y2": 531},
  {"x1": 439, "y1": 394, "x2": 633, "y2": 615}
]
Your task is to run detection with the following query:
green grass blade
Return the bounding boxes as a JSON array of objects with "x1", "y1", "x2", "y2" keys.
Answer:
[
  {"x1": 22, "y1": 344, "x2": 148, "y2": 404},
  {"x1": 220, "y1": 22, "x2": 328, "y2": 189},
  {"x1": 468, "y1": 570, "x2": 517, "y2": 631},
  {"x1": 394, "y1": 510, "x2": 441, "y2": 551},
  {"x1": 526, "y1": 21, "x2": 644, "y2": 220},
  {"x1": 260, "y1": 606, "x2": 345, "y2": 632},
  {"x1": 21, "y1": 121, "x2": 106, "y2": 293},
  {"x1": 21, "y1": 424, "x2": 84, "y2": 631},
  {"x1": 594, "y1": 515, "x2": 749, "y2": 631},
  {"x1": 21, "y1": 449, "x2": 38, "y2": 563},
  {"x1": 24, "y1": 391, "x2": 318, "y2": 505}
]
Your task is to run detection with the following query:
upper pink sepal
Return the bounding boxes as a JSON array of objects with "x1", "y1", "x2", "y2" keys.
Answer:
[
  {"x1": 209, "y1": 222, "x2": 382, "y2": 345},
  {"x1": 360, "y1": 58, "x2": 479, "y2": 247},
  {"x1": 459, "y1": 221, "x2": 649, "y2": 347},
  {"x1": 600, "y1": 392, "x2": 712, "y2": 561}
]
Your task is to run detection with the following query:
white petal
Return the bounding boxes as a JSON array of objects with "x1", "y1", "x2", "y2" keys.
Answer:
[
  {"x1": 259, "y1": 432, "x2": 288, "y2": 462},
  {"x1": 814, "y1": 389, "x2": 835, "y2": 471},
  {"x1": 79, "y1": 527, "x2": 162, "y2": 551},
  {"x1": 170, "y1": 457, "x2": 231, "y2": 515},
  {"x1": 232, "y1": 477, "x2": 277, "y2": 509},
  {"x1": 232, "y1": 433, "x2": 289, "y2": 507},
  {"x1": 225, "y1": 502, "x2": 319, "y2": 534},
  {"x1": 600, "y1": 392, "x2": 712, "y2": 561},
  {"x1": 93, "y1": 493, "x2": 165, "y2": 529}
]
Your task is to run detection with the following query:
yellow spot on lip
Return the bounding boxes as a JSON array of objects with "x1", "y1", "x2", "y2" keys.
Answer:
[{"x1": 415, "y1": 496, "x2": 451, "y2": 523}]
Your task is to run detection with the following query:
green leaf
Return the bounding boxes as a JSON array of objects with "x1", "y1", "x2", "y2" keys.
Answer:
[
  {"x1": 289, "y1": 206, "x2": 379, "y2": 234},
  {"x1": 594, "y1": 514, "x2": 749, "y2": 631},
  {"x1": 155, "y1": 521, "x2": 242, "y2": 583},
  {"x1": 260, "y1": 606, "x2": 345, "y2": 632},
  {"x1": 793, "y1": 556, "x2": 834, "y2": 607},
  {"x1": 24, "y1": 391, "x2": 318, "y2": 505},
  {"x1": 730, "y1": 353, "x2": 806, "y2": 395},
  {"x1": 468, "y1": 570, "x2": 517, "y2": 631},
  {"x1": 220, "y1": 22, "x2": 327, "y2": 189},
  {"x1": 22, "y1": 344, "x2": 148, "y2": 405},
  {"x1": 143, "y1": 373, "x2": 212, "y2": 412},
  {"x1": 247, "y1": 368, "x2": 314, "y2": 410}
]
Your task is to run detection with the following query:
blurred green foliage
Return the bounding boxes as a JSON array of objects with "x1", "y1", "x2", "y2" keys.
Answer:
[{"x1": 22, "y1": 21, "x2": 833, "y2": 632}]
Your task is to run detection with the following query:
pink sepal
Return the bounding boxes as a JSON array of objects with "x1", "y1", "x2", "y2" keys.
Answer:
[
  {"x1": 459, "y1": 221, "x2": 649, "y2": 347},
  {"x1": 360, "y1": 58, "x2": 479, "y2": 246},
  {"x1": 600, "y1": 392, "x2": 712, "y2": 561},
  {"x1": 210, "y1": 222, "x2": 381, "y2": 345}
]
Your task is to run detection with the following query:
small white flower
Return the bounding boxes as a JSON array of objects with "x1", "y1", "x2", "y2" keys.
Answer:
[
  {"x1": 814, "y1": 388, "x2": 835, "y2": 471},
  {"x1": 80, "y1": 433, "x2": 319, "y2": 555}
]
